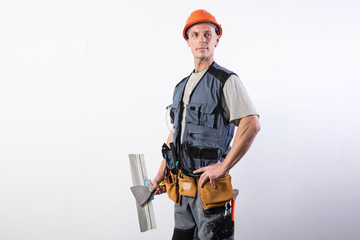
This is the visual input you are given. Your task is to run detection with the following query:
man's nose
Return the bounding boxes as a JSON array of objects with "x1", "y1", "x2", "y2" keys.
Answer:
[{"x1": 199, "y1": 34, "x2": 206, "y2": 42}]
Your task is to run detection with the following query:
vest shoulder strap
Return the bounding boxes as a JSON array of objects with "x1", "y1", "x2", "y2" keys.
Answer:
[{"x1": 207, "y1": 64, "x2": 237, "y2": 85}]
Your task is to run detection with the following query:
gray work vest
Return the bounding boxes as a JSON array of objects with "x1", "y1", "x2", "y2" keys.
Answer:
[{"x1": 168, "y1": 62, "x2": 236, "y2": 177}]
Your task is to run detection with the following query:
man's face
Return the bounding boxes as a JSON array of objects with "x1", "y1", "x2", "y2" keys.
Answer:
[{"x1": 186, "y1": 23, "x2": 220, "y2": 61}]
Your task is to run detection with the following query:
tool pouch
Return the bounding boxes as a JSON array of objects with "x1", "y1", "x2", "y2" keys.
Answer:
[
  {"x1": 198, "y1": 173, "x2": 234, "y2": 210},
  {"x1": 178, "y1": 174, "x2": 197, "y2": 198},
  {"x1": 165, "y1": 171, "x2": 180, "y2": 205},
  {"x1": 162, "y1": 143, "x2": 177, "y2": 171}
]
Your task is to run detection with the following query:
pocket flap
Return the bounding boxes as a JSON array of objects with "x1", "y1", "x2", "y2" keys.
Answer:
[
  {"x1": 200, "y1": 104, "x2": 217, "y2": 114},
  {"x1": 187, "y1": 102, "x2": 201, "y2": 112},
  {"x1": 186, "y1": 103, "x2": 217, "y2": 128},
  {"x1": 167, "y1": 103, "x2": 180, "y2": 110}
]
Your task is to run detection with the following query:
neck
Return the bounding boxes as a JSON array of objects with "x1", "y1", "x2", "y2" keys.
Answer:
[{"x1": 193, "y1": 57, "x2": 214, "y2": 72}]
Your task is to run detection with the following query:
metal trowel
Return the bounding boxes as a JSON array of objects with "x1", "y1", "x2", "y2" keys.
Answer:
[{"x1": 130, "y1": 182, "x2": 165, "y2": 206}]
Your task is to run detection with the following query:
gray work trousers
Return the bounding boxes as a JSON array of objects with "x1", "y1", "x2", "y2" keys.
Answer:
[{"x1": 172, "y1": 191, "x2": 234, "y2": 240}]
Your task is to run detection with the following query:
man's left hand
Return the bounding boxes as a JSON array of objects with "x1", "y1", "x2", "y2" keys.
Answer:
[{"x1": 193, "y1": 162, "x2": 227, "y2": 189}]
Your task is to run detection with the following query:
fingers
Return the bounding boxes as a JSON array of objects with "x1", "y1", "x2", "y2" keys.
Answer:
[
  {"x1": 210, "y1": 178, "x2": 216, "y2": 189},
  {"x1": 194, "y1": 167, "x2": 207, "y2": 187},
  {"x1": 158, "y1": 186, "x2": 166, "y2": 194},
  {"x1": 198, "y1": 173, "x2": 208, "y2": 188},
  {"x1": 197, "y1": 165, "x2": 219, "y2": 189},
  {"x1": 193, "y1": 167, "x2": 205, "y2": 174},
  {"x1": 199, "y1": 174, "x2": 217, "y2": 189},
  {"x1": 152, "y1": 179, "x2": 166, "y2": 195},
  {"x1": 194, "y1": 167, "x2": 206, "y2": 187},
  {"x1": 153, "y1": 186, "x2": 166, "y2": 195}
]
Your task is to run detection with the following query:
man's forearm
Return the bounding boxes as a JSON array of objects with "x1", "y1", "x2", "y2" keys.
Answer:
[
  {"x1": 221, "y1": 115, "x2": 261, "y2": 172},
  {"x1": 153, "y1": 158, "x2": 166, "y2": 183}
]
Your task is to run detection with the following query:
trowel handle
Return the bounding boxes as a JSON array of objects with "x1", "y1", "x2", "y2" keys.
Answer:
[{"x1": 149, "y1": 181, "x2": 166, "y2": 192}]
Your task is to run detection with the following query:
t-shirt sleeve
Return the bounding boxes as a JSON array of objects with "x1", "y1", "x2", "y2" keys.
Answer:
[{"x1": 222, "y1": 75, "x2": 259, "y2": 126}]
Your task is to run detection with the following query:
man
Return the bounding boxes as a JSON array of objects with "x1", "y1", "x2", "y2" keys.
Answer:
[{"x1": 152, "y1": 9, "x2": 260, "y2": 240}]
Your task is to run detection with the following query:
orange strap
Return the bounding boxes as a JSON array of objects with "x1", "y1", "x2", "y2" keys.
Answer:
[{"x1": 231, "y1": 199, "x2": 235, "y2": 222}]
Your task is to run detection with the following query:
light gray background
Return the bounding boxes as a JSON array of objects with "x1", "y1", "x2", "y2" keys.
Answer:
[{"x1": 1, "y1": 0, "x2": 359, "y2": 239}]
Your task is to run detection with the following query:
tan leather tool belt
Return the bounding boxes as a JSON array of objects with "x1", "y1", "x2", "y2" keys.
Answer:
[{"x1": 165, "y1": 172, "x2": 233, "y2": 210}]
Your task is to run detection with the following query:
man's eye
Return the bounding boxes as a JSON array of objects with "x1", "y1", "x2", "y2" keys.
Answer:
[{"x1": 205, "y1": 33, "x2": 211, "y2": 37}]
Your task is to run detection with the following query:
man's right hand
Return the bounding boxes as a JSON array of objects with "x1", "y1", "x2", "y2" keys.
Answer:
[{"x1": 152, "y1": 176, "x2": 167, "y2": 195}]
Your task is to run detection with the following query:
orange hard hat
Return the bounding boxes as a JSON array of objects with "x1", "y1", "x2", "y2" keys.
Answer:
[{"x1": 183, "y1": 9, "x2": 222, "y2": 40}]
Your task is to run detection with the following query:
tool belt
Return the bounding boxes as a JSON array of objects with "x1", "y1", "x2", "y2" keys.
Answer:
[
  {"x1": 164, "y1": 170, "x2": 234, "y2": 210},
  {"x1": 162, "y1": 142, "x2": 234, "y2": 209}
]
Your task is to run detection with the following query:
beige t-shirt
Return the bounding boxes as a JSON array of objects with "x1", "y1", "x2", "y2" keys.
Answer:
[{"x1": 180, "y1": 67, "x2": 258, "y2": 142}]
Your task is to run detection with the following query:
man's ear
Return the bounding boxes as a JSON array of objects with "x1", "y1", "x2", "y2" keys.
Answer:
[
  {"x1": 187, "y1": 39, "x2": 190, "y2": 47},
  {"x1": 215, "y1": 37, "x2": 220, "y2": 47}
]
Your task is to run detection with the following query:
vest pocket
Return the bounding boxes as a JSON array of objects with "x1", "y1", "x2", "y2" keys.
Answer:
[
  {"x1": 167, "y1": 102, "x2": 181, "y2": 129},
  {"x1": 186, "y1": 103, "x2": 201, "y2": 125},
  {"x1": 188, "y1": 145, "x2": 219, "y2": 160},
  {"x1": 182, "y1": 143, "x2": 222, "y2": 174},
  {"x1": 162, "y1": 143, "x2": 176, "y2": 171},
  {"x1": 187, "y1": 131, "x2": 221, "y2": 142},
  {"x1": 186, "y1": 103, "x2": 217, "y2": 128},
  {"x1": 199, "y1": 104, "x2": 216, "y2": 128}
]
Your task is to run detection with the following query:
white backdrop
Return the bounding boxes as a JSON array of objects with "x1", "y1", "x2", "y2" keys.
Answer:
[{"x1": 1, "y1": 0, "x2": 359, "y2": 239}]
